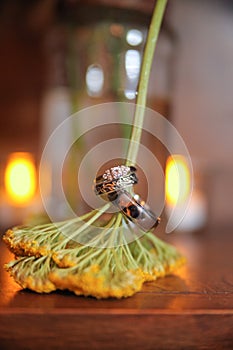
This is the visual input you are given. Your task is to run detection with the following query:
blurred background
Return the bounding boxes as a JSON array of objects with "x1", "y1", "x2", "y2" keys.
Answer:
[{"x1": 0, "y1": 0, "x2": 232, "y2": 231}]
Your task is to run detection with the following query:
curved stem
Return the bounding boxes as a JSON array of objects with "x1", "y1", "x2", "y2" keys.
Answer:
[
  {"x1": 55, "y1": 202, "x2": 111, "y2": 249},
  {"x1": 126, "y1": 0, "x2": 168, "y2": 166}
]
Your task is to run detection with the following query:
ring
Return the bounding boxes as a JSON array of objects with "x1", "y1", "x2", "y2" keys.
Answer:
[
  {"x1": 111, "y1": 190, "x2": 161, "y2": 232},
  {"x1": 95, "y1": 165, "x2": 136, "y2": 183},
  {"x1": 94, "y1": 172, "x2": 138, "y2": 197},
  {"x1": 94, "y1": 165, "x2": 137, "y2": 201}
]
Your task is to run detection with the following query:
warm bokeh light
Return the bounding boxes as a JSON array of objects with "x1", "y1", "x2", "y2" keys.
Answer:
[
  {"x1": 5, "y1": 153, "x2": 36, "y2": 205},
  {"x1": 165, "y1": 155, "x2": 190, "y2": 206}
]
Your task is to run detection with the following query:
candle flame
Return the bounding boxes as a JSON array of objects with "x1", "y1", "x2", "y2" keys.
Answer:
[
  {"x1": 5, "y1": 153, "x2": 36, "y2": 205},
  {"x1": 165, "y1": 155, "x2": 190, "y2": 206}
]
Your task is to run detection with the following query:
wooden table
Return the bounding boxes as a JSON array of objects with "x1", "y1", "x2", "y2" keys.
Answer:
[{"x1": 0, "y1": 227, "x2": 232, "y2": 349}]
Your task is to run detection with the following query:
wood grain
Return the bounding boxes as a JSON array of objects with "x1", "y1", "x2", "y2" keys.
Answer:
[{"x1": 0, "y1": 227, "x2": 233, "y2": 349}]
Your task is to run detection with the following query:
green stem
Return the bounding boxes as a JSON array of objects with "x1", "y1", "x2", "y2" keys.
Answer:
[
  {"x1": 125, "y1": 0, "x2": 168, "y2": 166},
  {"x1": 55, "y1": 203, "x2": 110, "y2": 249}
]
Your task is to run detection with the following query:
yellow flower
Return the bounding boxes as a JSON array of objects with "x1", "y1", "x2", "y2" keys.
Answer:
[
  {"x1": 5, "y1": 256, "x2": 56, "y2": 293},
  {"x1": 3, "y1": 213, "x2": 186, "y2": 299},
  {"x1": 49, "y1": 266, "x2": 144, "y2": 299},
  {"x1": 52, "y1": 252, "x2": 76, "y2": 268}
]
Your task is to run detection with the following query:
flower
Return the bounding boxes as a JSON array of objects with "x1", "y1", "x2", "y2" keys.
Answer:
[
  {"x1": 3, "y1": 210, "x2": 185, "y2": 298},
  {"x1": 5, "y1": 255, "x2": 56, "y2": 293},
  {"x1": 50, "y1": 265, "x2": 144, "y2": 299}
]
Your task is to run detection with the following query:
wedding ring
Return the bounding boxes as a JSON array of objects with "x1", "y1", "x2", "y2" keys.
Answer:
[
  {"x1": 94, "y1": 165, "x2": 137, "y2": 201},
  {"x1": 94, "y1": 165, "x2": 160, "y2": 231},
  {"x1": 95, "y1": 165, "x2": 136, "y2": 183},
  {"x1": 112, "y1": 190, "x2": 160, "y2": 232},
  {"x1": 95, "y1": 172, "x2": 138, "y2": 196}
]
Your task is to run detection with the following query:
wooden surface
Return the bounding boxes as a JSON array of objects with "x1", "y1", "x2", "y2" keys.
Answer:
[{"x1": 0, "y1": 227, "x2": 233, "y2": 349}]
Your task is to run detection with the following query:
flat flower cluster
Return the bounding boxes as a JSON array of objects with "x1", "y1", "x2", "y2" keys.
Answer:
[{"x1": 3, "y1": 207, "x2": 185, "y2": 299}]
